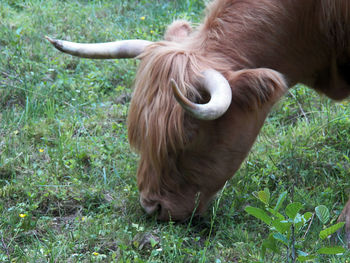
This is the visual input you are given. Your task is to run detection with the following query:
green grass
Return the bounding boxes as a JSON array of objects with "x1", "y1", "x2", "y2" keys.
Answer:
[{"x1": 1, "y1": 0, "x2": 350, "y2": 262}]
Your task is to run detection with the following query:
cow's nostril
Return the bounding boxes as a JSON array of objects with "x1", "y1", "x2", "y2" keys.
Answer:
[{"x1": 157, "y1": 203, "x2": 162, "y2": 213}]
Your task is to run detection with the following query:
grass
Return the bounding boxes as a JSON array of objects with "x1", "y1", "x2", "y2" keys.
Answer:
[{"x1": 1, "y1": 0, "x2": 350, "y2": 262}]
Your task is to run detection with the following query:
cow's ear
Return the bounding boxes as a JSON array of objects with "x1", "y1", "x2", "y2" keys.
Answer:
[
  {"x1": 226, "y1": 68, "x2": 287, "y2": 110},
  {"x1": 165, "y1": 20, "x2": 192, "y2": 42}
]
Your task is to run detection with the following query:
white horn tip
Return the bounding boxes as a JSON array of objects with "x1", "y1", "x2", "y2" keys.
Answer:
[
  {"x1": 45, "y1": 36, "x2": 65, "y2": 52},
  {"x1": 45, "y1": 36, "x2": 55, "y2": 44}
]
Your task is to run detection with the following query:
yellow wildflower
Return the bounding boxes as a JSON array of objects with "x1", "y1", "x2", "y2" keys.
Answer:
[
  {"x1": 39, "y1": 149, "x2": 44, "y2": 153},
  {"x1": 92, "y1": 252, "x2": 99, "y2": 256},
  {"x1": 140, "y1": 16, "x2": 145, "y2": 20},
  {"x1": 150, "y1": 30, "x2": 154, "y2": 34},
  {"x1": 19, "y1": 213, "x2": 27, "y2": 218}
]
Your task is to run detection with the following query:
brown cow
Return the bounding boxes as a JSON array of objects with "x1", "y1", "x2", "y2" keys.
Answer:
[{"x1": 47, "y1": 0, "x2": 350, "y2": 233}]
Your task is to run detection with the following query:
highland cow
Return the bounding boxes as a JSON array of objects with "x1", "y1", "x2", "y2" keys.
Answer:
[{"x1": 47, "y1": 0, "x2": 350, "y2": 236}]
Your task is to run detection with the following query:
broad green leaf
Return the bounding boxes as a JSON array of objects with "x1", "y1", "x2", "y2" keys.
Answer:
[
  {"x1": 315, "y1": 205, "x2": 329, "y2": 224},
  {"x1": 319, "y1": 222, "x2": 345, "y2": 240},
  {"x1": 295, "y1": 213, "x2": 307, "y2": 230},
  {"x1": 266, "y1": 208, "x2": 285, "y2": 221},
  {"x1": 257, "y1": 188, "x2": 270, "y2": 205},
  {"x1": 273, "y1": 232, "x2": 288, "y2": 245},
  {"x1": 317, "y1": 246, "x2": 346, "y2": 255},
  {"x1": 285, "y1": 202, "x2": 303, "y2": 220},
  {"x1": 303, "y1": 212, "x2": 313, "y2": 221},
  {"x1": 271, "y1": 219, "x2": 291, "y2": 233},
  {"x1": 297, "y1": 255, "x2": 317, "y2": 262},
  {"x1": 245, "y1": 206, "x2": 272, "y2": 225},
  {"x1": 294, "y1": 213, "x2": 303, "y2": 224},
  {"x1": 274, "y1": 191, "x2": 287, "y2": 212},
  {"x1": 297, "y1": 250, "x2": 308, "y2": 257},
  {"x1": 149, "y1": 238, "x2": 158, "y2": 248}
]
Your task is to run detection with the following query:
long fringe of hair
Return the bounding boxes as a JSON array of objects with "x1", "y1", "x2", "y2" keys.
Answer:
[{"x1": 127, "y1": 41, "x2": 208, "y2": 193}]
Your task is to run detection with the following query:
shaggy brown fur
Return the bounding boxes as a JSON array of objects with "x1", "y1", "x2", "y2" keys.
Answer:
[{"x1": 127, "y1": 0, "x2": 350, "y2": 221}]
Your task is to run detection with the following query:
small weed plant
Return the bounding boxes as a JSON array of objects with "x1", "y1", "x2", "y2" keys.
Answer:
[{"x1": 246, "y1": 188, "x2": 346, "y2": 262}]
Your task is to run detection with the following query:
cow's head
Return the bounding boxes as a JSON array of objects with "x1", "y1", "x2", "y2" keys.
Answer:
[{"x1": 47, "y1": 20, "x2": 287, "y2": 221}]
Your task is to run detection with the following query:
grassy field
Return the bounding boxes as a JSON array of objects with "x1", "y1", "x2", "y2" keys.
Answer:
[{"x1": 1, "y1": 0, "x2": 350, "y2": 262}]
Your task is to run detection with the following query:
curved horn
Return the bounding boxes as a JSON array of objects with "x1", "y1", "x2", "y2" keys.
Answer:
[
  {"x1": 171, "y1": 69, "x2": 232, "y2": 120},
  {"x1": 45, "y1": 36, "x2": 152, "y2": 59}
]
